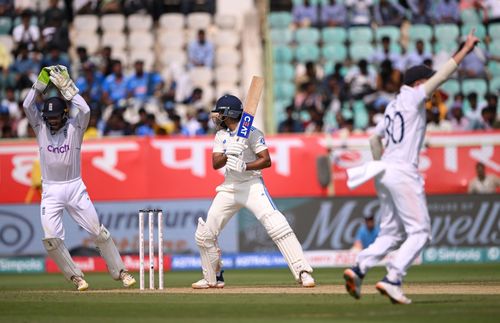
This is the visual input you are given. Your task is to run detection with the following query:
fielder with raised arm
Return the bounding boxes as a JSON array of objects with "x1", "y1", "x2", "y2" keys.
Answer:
[
  {"x1": 23, "y1": 65, "x2": 136, "y2": 291},
  {"x1": 192, "y1": 95, "x2": 315, "y2": 289},
  {"x1": 343, "y1": 30, "x2": 480, "y2": 304}
]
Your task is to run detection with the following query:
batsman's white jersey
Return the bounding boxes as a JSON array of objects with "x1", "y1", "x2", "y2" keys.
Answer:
[{"x1": 23, "y1": 89, "x2": 101, "y2": 239}]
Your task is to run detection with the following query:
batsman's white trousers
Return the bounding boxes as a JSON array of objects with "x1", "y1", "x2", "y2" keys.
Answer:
[
  {"x1": 41, "y1": 177, "x2": 101, "y2": 240},
  {"x1": 205, "y1": 177, "x2": 278, "y2": 237},
  {"x1": 356, "y1": 163, "x2": 431, "y2": 282}
]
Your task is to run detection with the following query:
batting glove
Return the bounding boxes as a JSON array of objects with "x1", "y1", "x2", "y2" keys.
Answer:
[
  {"x1": 33, "y1": 67, "x2": 53, "y2": 93},
  {"x1": 49, "y1": 65, "x2": 79, "y2": 101},
  {"x1": 226, "y1": 155, "x2": 246, "y2": 172},
  {"x1": 225, "y1": 140, "x2": 248, "y2": 156}
]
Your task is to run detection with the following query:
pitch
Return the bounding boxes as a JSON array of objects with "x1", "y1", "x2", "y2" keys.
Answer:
[{"x1": 1, "y1": 264, "x2": 499, "y2": 323}]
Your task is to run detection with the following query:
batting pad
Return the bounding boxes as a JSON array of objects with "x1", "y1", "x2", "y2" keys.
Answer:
[
  {"x1": 43, "y1": 237, "x2": 83, "y2": 281},
  {"x1": 262, "y1": 211, "x2": 313, "y2": 281},
  {"x1": 195, "y1": 218, "x2": 220, "y2": 285},
  {"x1": 95, "y1": 225, "x2": 126, "y2": 280}
]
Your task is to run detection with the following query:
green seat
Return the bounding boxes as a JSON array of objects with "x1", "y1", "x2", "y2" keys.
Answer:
[
  {"x1": 321, "y1": 44, "x2": 347, "y2": 62},
  {"x1": 347, "y1": 26, "x2": 372, "y2": 44},
  {"x1": 375, "y1": 26, "x2": 400, "y2": 43},
  {"x1": 460, "y1": 9, "x2": 481, "y2": 24},
  {"x1": 489, "y1": 41, "x2": 500, "y2": 55},
  {"x1": 462, "y1": 78, "x2": 488, "y2": 97},
  {"x1": 408, "y1": 24, "x2": 433, "y2": 42},
  {"x1": 274, "y1": 99, "x2": 293, "y2": 123},
  {"x1": 489, "y1": 77, "x2": 500, "y2": 94},
  {"x1": 273, "y1": 63, "x2": 295, "y2": 82},
  {"x1": 270, "y1": 28, "x2": 293, "y2": 44},
  {"x1": 274, "y1": 81, "x2": 295, "y2": 101},
  {"x1": 488, "y1": 23, "x2": 500, "y2": 41},
  {"x1": 440, "y1": 79, "x2": 460, "y2": 105},
  {"x1": 295, "y1": 27, "x2": 320, "y2": 44},
  {"x1": 488, "y1": 61, "x2": 500, "y2": 76},
  {"x1": 434, "y1": 24, "x2": 459, "y2": 43},
  {"x1": 352, "y1": 100, "x2": 368, "y2": 130},
  {"x1": 407, "y1": 40, "x2": 432, "y2": 53},
  {"x1": 13, "y1": 16, "x2": 38, "y2": 27},
  {"x1": 349, "y1": 43, "x2": 374, "y2": 61},
  {"x1": 0, "y1": 17, "x2": 12, "y2": 35},
  {"x1": 321, "y1": 27, "x2": 347, "y2": 44},
  {"x1": 376, "y1": 43, "x2": 401, "y2": 54},
  {"x1": 268, "y1": 12, "x2": 293, "y2": 29},
  {"x1": 273, "y1": 45, "x2": 294, "y2": 63},
  {"x1": 295, "y1": 44, "x2": 320, "y2": 63},
  {"x1": 434, "y1": 40, "x2": 457, "y2": 54},
  {"x1": 461, "y1": 24, "x2": 487, "y2": 40}
]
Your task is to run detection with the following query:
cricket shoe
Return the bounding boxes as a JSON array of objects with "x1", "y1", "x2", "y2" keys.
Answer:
[
  {"x1": 192, "y1": 271, "x2": 225, "y2": 289},
  {"x1": 71, "y1": 276, "x2": 89, "y2": 291},
  {"x1": 300, "y1": 271, "x2": 315, "y2": 287},
  {"x1": 375, "y1": 277, "x2": 412, "y2": 305},
  {"x1": 343, "y1": 267, "x2": 364, "y2": 299},
  {"x1": 119, "y1": 270, "x2": 136, "y2": 288}
]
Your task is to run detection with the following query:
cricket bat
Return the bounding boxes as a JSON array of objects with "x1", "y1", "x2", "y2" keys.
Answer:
[{"x1": 236, "y1": 76, "x2": 264, "y2": 140}]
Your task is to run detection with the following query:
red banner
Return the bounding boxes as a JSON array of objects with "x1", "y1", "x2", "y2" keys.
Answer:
[{"x1": 1, "y1": 132, "x2": 499, "y2": 203}]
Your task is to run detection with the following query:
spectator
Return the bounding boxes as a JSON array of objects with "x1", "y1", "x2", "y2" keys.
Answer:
[
  {"x1": 320, "y1": 0, "x2": 347, "y2": 27},
  {"x1": 12, "y1": 9, "x2": 39, "y2": 51},
  {"x1": 292, "y1": 0, "x2": 318, "y2": 27},
  {"x1": 478, "y1": 106, "x2": 498, "y2": 130},
  {"x1": 407, "y1": 0, "x2": 433, "y2": 24},
  {"x1": 468, "y1": 162, "x2": 500, "y2": 193},
  {"x1": 43, "y1": 0, "x2": 66, "y2": 26},
  {"x1": 374, "y1": 59, "x2": 400, "y2": 108},
  {"x1": 459, "y1": 45, "x2": 500, "y2": 79},
  {"x1": 345, "y1": 0, "x2": 373, "y2": 26},
  {"x1": 10, "y1": 43, "x2": 39, "y2": 90},
  {"x1": 449, "y1": 104, "x2": 471, "y2": 131},
  {"x1": 102, "y1": 60, "x2": 127, "y2": 106},
  {"x1": 41, "y1": 15, "x2": 70, "y2": 52},
  {"x1": 126, "y1": 60, "x2": 162, "y2": 102},
  {"x1": 40, "y1": 44, "x2": 71, "y2": 70},
  {"x1": 344, "y1": 59, "x2": 377, "y2": 100},
  {"x1": 295, "y1": 61, "x2": 322, "y2": 87},
  {"x1": 103, "y1": 109, "x2": 132, "y2": 136},
  {"x1": 75, "y1": 62, "x2": 103, "y2": 109},
  {"x1": 433, "y1": 0, "x2": 460, "y2": 24},
  {"x1": 403, "y1": 39, "x2": 432, "y2": 70},
  {"x1": 373, "y1": 0, "x2": 406, "y2": 26},
  {"x1": 1, "y1": 87, "x2": 20, "y2": 120},
  {"x1": 187, "y1": 29, "x2": 214, "y2": 69},
  {"x1": 465, "y1": 92, "x2": 483, "y2": 128},
  {"x1": 93, "y1": 46, "x2": 113, "y2": 77},
  {"x1": 170, "y1": 114, "x2": 189, "y2": 136},
  {"x1": 135, "y1": 113, "x2": 157, "y2": 136},
  {"x1": 83, "y1": 112, "x2": 102, "y2": 140},
  {"x1": 182, "y1": 87, "x2": 204, "y2": 109},
  {"x1": 278, "y1": 105, "x2": 304, "y2": 133},
  {"x1": 372, "y1": 36, "x2": 404, "y2": 71},
  {"x1": 194, "y1": 110, "x2": 213, "y2": 135},
  {"x1": 480, "y1": 0, "x2": 500, "y2": 24},
  {"x1": 72, "y1": 46, "x2": 90, "y2": 78},
  {"x1": 426, "y1": 106, "x2": 452, "y2": 132},
  {"x1": 352, "y1": 213, "x2": 379, "y2": 251},
  {"x1": 294, "y1": 81, "x2": 323, "y2": 112}
]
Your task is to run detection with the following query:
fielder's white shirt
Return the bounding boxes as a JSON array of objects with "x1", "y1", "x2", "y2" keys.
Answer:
[
  {"x1": 23, "y1": 88, "x2": 90, "y2": 183},
  {"x1": 213, "y1": 126, "x2": 268, "y2": 183},
  {"x1": 375, "y1": 84, "x2": 428, "y2": 168}
]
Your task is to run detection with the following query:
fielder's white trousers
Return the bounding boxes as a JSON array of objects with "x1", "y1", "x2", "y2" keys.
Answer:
[
  {"x1": 41, "y1": 177, "x2": 101, "y2": 240},
  {"x1": 356, "y1": 164, "x2": 431, "y2": 282},
  {"x1": 205, "y1": 177, "x2": 278, "y2": 237}
]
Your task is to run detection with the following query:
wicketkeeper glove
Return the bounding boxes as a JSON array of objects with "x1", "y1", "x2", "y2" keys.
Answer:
[
  {"x1": 226, "y1": 155, "x2": 247, "y2": 172},
  {"x1": 33, "y1": 67, "x2": 53, "y2": 93},
  {"x1": 225, "y1": 140, "x2": 248, "y2": 156},
  {"x1": 49, "y1": 65, "x2": 79, "y2": 101}
]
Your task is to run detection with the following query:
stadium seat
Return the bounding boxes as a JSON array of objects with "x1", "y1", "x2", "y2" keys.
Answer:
[
  {"x1": 100, "y1": 14, "x2": 126, "y2": 32},
  {"x1": 295, "y1": 44, "x2": 320, "y2": 63},
  {"x1": 73, "y1": 15, "x2": 99, "y2": 32},
  {"x1": 129, "y1": 31, "x2": 154, "y2": 50},
  {"x1": 352, "y1": 100, "x2": 368, "y2": 130},
  {"x1": 321, "y1": 27, "x2": 347, "y2": 44},
  {"x1": 273, "y1": 81, "x2": 295, "y2": 101},
  {"x1": 460, "y1": 9, "x2": 481, "y2": 24},
  {"x1": 408, "y1": 24, "x2": 433, "y2": 42},
  {"x1": 72, "y1": 32, "x2": 100, "y2": 54},
  {"x1": 157, "y1": 29, "x2": 185, "y2": 50},
  {"x1": 489, "y1": 77, "x2": 500, "y2": 93},
  {"x1": 347, "y1": 26, "x2": 373, "y2": 43},
  {"x1": 273, "y1": 99, "x2": 292, "y2": 122},
  {"x1": 268, "y1": 12, "x2": 293, "y2": 29},
  {"x1": 489, "y1": 41, "x2": 500, "y2": 55},
  {"x1": 13, "y1": 15, "x2": 37, "y2": 27},
  {"x1": 214, "y1": 30, "x2": 240, "y2": 48},
  {"x1": 201, "y1": 85, "x2": 215, "y2": 105},
  {"x1": 295, "y1": 27, "x2": 320, "y2": 44},
  {"x1": 440, "y1": 79, "x2": 460, "y2": 104},
  {"x1": 273, "y1": 45, "x2": 294, "y2": 63},
  {"x1": 488, "y1": 23, "x2": 500, "y2": 41},
  {"x1": 215, "y1": 48, "x2": 241, "y2": 67},
  {"x1": 434, "y1": 40, "x2": 457, "y2": 54},
  {"x1": 349, "y1": 43, "x2": 374, "y2": 61},
  {"x1": 101, "y1": 31, "x2": 126, "y2": 52},
  {"x1": 270, "y1": 29, "x2": 293, "y2": 45},
  {"x1": 160, "y1": 50, "x2": 187, "y2": 68},
  {"x1": 376, "y1": 43, "x2": 402, "y2": 54},
  {"x1": 0, "y1": 35, "x2": 14, "y2": 52},
  {"x1": 159, "y1": 13, "x2": 185, "y2": 30},
  {"x1": 273, "y1": 63, "x2": 295, "y2": 82},
  {"x1": 127, "y1": 14, "x2": 153, "y2": 31},
  {"x1": 189, "y1": 67, "x2": 214, "y2": 86},
  {"x1": 215, "y1": 66, "x2": 239, "y2": 84},
  {"x1": 407, "y1": 40, "x2": 432, "y2": 53},
  {"x1": 434, "y1": 24, "x2": 459, "y2": 43},
  {"x1": 321, "y1": 44, "x2": 347, "y2": 62},
  {"x1": 216, "y1": 83, "x2": 241, "y2": 98},
  {"x1": 375, "y1": 26, "x2": 400, "y2": 43},
  {"x1": 488, "y1": 61, "x2": 500, "y2": 77},
  {"x1": 462, "y1": 78, "x2": 488, "y2": 97},
  {"x1": 461, "y1": 24, "x2": 486, "y2": 40},
  {"x1": 0, "y1": 17, "x2": 12, "y2": 34},
  {"x1": 129, "y1": 50, "x2": 155, "y2": 70},
  {"x1": 215, "y1": 14, "x2": 237, "y2": 30},
  {"x1": 187, "y1": 13, "x2": 212, "y2": 30}
]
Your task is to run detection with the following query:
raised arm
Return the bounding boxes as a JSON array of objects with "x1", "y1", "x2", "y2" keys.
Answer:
[
  {"x1": 423, "y1": 30, "x2": 479, "y2": 96},
  {"x1": 22, "y1": 67, "x2": 52, "y2": 131}
]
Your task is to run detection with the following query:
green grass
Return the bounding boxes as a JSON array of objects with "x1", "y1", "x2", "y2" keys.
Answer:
[{"x1": 1, "y1": 264, "x2": 500, "y2": 323}]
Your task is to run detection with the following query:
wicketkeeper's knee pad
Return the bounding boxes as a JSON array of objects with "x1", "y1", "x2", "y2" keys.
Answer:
[
  {"x1": 43, "y1": 237, "x2": 83, "y2": 281},
  {"x1": 260, "y1": 211, "x2": 313, "y2": 281},
  {"x1": 94, "y1": 225, "x2": 126, "y2": 280},
  {"x1": 195, "y1": 218, "x2": 220, "y2": 285}
]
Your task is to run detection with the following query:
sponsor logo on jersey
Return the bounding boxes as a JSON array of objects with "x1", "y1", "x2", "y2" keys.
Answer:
[
  {"x1": 47, "y1": 144, "x2": 70, "y2": 154},
  {"x1": 237, "y1": 112, "x2": 254, "y2": 139}
]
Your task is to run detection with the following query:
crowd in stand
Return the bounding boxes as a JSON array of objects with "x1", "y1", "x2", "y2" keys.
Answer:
[{"x1": 276, "y1": 0, "x2": 500, "y2": 135}]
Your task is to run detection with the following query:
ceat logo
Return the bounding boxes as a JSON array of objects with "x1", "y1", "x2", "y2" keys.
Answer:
[{"x1": 237, "y1": 113, "x2": 253, "y2": 138}]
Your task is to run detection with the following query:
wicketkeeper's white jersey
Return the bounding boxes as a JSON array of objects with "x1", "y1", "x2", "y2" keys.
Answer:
[
  {"x1": 23, "y1": 88, "x2": 90, "y2": 183},
  {"x1": 213, "y1": 126, "x2": 268, "y2": 183},
  {"x1": 375, "y1": 84, "x2": 428, "y2": 168}
]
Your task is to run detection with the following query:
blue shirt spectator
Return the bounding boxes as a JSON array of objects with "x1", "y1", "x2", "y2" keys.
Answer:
[
  {"x1": 40, "y1": 45, "x2": 71, "y2": 70},
  {"x1": 102, "y1": 60, "x2": 127, "y2": 105},
  {"x1": 353, "y1": 215, "x2": 380, "y2": 250},
  {"x1": 126, "y1": 60, "x2": 163, "y2": 102},
  {"x1": 75, "y1": 63, "x2": 104, "y2": 106},
  {"x1": 433, "y1": 0, "x2": 460, "y2": 23},
  {"x1": 10, "y1": 44, "x2": 39, "y2": 90},
  {"x1": 292, "y1": 0, "x2": 318, "y2": 27},
  {"x1": 320, "y1": 0, "x2": 347, "y2": 27},
  {"x1": 373, "y1": 0, "x2": 406, "y2": 26},
  {"x1": 187, "y1": 29, "x2": 214, "y2": 69}
]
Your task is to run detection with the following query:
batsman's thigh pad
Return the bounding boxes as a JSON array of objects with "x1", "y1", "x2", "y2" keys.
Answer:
[
  {"x1": 43, "y1": 237, "x2": 83, "y2": 281},
  {"x1": 195, "y1": 218, "x2": 220, "y2": 285},
  {"x1": 261, "y1": 211, "x2": 312, "y2": 281},
  {"x1": 94, "y1": 225, "x2": 126, "y2": 280}
]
